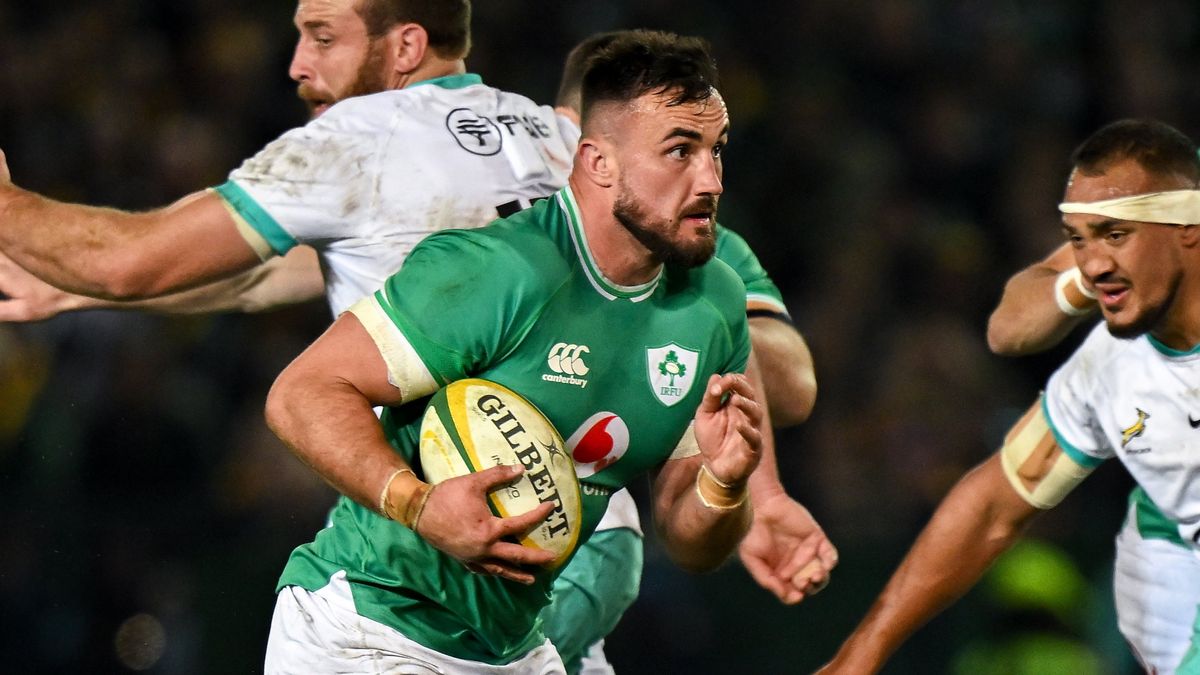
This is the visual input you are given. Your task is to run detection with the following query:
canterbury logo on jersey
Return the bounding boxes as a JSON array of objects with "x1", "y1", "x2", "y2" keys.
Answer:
[
  {"x1": 1121, "y1": 408, "x2": 1150, "y2": 449},
  {"x1": 543, "y1": 342, "x2": 590, "y2": 388}
]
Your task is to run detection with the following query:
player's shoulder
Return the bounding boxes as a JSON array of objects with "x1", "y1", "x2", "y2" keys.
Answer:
[
  {"x1": 712, "y1": 223, "x2": 761, "y2": 277},
  {"x1": 675, "y1": 254, "x2": 747, "y2": 321}
]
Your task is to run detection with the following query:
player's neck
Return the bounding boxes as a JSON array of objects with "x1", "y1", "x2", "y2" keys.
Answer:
[
  {"x1": 392, "y1": 58, "x2": 466, "y2": 90},
  {"x1": 569, "y1": 177, "x2": 663, "y2": 287}
]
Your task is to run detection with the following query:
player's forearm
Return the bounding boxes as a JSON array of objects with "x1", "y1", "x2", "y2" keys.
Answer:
[
  {"x1": 659, "y1": 488, "x2": 752, "y2": 573},
  {"x1": 0, "y1": 185, "x2": 150, "y2": 298},
  {"x1": 744, "y1": 351, "x2": 786, "y2": 501},
  {"x1": 823, "y1": 455, "x2": 1037, "y2": 672},
  {"x1": 987, "y1": 266, "x2": 1085, "y2": 355},
  {"x1": 265, "y1": 370, "x2": 413, "y2": 513},
  {"x1": 987, "y1": 243, "x2": 1094, "y2": 356},
  {"x1": 0, "y1": 187, "x2": 259, "y2": 299},
  {"x1": 748, "y1": 316, "x2": 816, "y2": 427},
  {"x1": 654, "y1": 458, "x2": 753, "y2": 573},
  {"x1": 74, "y1": 247, "x2": 324, "y2": 315}
]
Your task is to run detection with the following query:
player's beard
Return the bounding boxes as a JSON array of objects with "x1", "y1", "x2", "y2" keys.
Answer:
[
  {"x1": 613, "y1": 184, "x2": 717, "y2": 269},
  {"x1": 297, "y1": 39, "x2": 389, "y2": 118}
]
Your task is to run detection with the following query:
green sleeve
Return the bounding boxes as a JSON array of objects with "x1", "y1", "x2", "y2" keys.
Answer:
[{"x1": 714, "y1": 224, "x2": 789, "y2": 316}]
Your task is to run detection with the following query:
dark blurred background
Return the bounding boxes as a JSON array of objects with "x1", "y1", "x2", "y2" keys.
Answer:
[{"x1": 3, "y1": 0, "x2": 1197, "y2": 672}]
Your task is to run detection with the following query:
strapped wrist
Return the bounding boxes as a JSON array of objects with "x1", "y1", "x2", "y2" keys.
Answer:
[
  {"x1": 695, "y1": 464, "x2": 748, "y2": 510},
  {"x1": 379, "y1": 468, "x2": 433, "y2": 530},
  {"x1": 1054, "y1": 268, "x2": 1097, "y2": 316}
]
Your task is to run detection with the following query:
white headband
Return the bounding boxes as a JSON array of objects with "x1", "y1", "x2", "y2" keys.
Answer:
[{"x1": 1058, "y1": 189, "x2": 1200, "y2": 225}]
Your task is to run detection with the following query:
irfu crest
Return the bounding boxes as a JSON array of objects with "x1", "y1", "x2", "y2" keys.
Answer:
[{"x1": 646, "y1": 344, "x2": 700, "y2": 406}]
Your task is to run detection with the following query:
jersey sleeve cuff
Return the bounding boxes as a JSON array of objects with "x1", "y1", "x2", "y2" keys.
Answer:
[
  {"x1": 212, "y1": 180, "x2": 298, "y2": 257},
  {"x1": 1040, "y1": 394, "x2": 1106, "y2": 470},
  {"x1": 349, "y1": 293, "x2": 439, "y2": 402}
]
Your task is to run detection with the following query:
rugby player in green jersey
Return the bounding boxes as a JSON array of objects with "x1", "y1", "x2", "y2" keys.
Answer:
[{"x1": 261, "y1": 31, "x2": 763, "y2": 672}]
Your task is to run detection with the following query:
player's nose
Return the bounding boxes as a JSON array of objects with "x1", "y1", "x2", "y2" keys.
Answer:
[{"x1": 289, "y1": 41, "x2": 314, "y2": 83}]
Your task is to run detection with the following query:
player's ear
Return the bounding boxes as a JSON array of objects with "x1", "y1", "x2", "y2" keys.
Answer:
[
  {"x1": 577, "y1": 137, "x2": 615, "y2": 188},
  {"x1": 389, "y1": 23, "x2": 428, "y2": 75},
  {"x1": 1178, "y1": 223, "x2": 1200, "y2": 249}
]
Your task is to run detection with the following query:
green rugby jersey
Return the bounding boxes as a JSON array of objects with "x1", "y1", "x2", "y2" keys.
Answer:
[{"x1": 277, "y1": 186, "x2": 750, "y2": 664}]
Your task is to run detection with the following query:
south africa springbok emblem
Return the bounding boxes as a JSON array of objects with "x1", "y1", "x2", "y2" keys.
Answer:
[{"x1": 1121, "y1": 408, "x2": 1150, "y2": 448}]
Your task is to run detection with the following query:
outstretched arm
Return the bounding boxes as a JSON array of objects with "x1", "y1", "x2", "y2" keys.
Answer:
[
  {"x1": 0, "y1": 149, "x2": 261, "y2": 299},
  {"x1": 652, "y1": 373, "x2": 763, "y2": 573},
  {"x1": 739, "y1": 350, "x2": 836, "y2": 604},
  {"x1": 817, "y1": 399, "x2": 1093, "y2": 673},
  {"x1": 816, "y1": 453, "x2": 1040, "y2": 673},
  {"x1": 987, "y1": 242, "x2": 1096, "y2": 355},
  {"x1": 0, "y1": 246, "x2": 325, "y2": 321}
]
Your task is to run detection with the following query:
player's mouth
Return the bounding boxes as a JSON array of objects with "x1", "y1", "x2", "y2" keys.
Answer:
[
  {"x1": 297, "y1": 84, "x2": 334, "y2": 118},
  {"x1": 1094, "y1": 282, "x2": 1130, "y2": 310},
  {"x1": 680, "y1": 199, "x2": 718, "y2": 230}
]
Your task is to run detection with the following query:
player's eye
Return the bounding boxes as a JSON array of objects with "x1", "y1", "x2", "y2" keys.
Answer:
[
  {"x1": 712, "y1": 143, "x2": 724, "y2": 159},
  {"x1": 315, "y1": 35, "x2": 334, "y2": 47},
  {"x1": 667, "y1": 145, "x2": 689, "y2": 160}
]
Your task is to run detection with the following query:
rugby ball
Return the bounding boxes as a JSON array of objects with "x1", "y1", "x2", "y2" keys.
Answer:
[{"x1": 419, "y1": 378, "x2": 581, "y2": 569}]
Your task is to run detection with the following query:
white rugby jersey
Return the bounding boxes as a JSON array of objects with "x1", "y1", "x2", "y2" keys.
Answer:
[
  {"x1": 213, "y1": 73, "x2": 575, "y2": 314},
  {"x1": 1044, "y1": 322, "x2": 1200, "y2": 548}
]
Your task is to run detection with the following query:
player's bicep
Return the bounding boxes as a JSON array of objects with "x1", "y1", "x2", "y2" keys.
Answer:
[{"x1": 999, "y1": 401, "x2": 1095, "y2": 509}]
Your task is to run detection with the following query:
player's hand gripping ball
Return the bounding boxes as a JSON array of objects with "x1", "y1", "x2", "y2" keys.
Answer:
[{"x1": 419, "y1": 379, "x2": 582, "y2": 569}]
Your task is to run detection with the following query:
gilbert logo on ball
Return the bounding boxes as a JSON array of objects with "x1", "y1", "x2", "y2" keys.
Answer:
[{"x1": 419, "y1": 378, "x2": 581, "y2": 569}]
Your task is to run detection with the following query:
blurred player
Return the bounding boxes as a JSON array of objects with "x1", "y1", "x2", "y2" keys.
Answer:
[
  {"x1": 262, "y1": 30, "x2": 761, "y2": 672},
  {"x1": 817, "y1": 119, "x2": 1200, "y2": 674}
]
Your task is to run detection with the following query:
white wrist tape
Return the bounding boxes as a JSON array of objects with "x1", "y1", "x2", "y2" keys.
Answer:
[{"x1": 1054, "y1": 268, "x2": 1097, "y2": 316}]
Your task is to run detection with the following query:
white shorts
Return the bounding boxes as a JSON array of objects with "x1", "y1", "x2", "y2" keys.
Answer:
[
  {"x1": 1114, "y1": 507, "x2": 1200, "y2": 673},
  {"x1": 265, "y1": 571, "x2": 566, "y2": 675},
  {"x1": 577, "y1": 639, "x2": 616, "y2": 675}
]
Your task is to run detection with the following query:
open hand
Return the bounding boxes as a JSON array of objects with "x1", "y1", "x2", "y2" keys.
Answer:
[
  {"x1": 739, "y1": 492, "x2": 837, "y2": 604},
  {"x1": 0, "y1": 249, "x2": 81, "y2": 322}
]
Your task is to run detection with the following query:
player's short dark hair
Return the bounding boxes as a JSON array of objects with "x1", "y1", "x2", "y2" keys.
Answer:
[
  {"x1": 555, "y1": 31, "x2": 624, "y2": 112},
  {"x1": 357, "y1": 0, "x2": 471, "y2": 59},
  {"x1": 579, "y1": 30, "x2": 718, "y2": 126},
  {"x1": 1072, "y1": 119, "x2": 1200, "y2": 184}
]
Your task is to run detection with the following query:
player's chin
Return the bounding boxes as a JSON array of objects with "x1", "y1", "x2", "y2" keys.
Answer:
[{"x1": 1102, "y1": 305, "x2": 1153, "y2": 339}]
